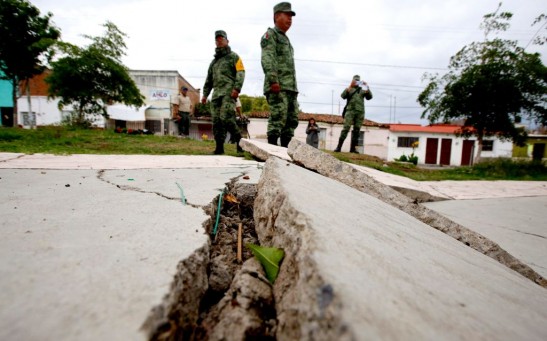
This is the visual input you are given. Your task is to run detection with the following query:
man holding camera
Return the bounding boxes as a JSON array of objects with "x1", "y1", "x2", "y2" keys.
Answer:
[{"x1": 334, "y1": 75, "x2": 373, "y2": 153}]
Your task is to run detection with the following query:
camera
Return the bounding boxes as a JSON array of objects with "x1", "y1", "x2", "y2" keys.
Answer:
[{"x1": 355, "y1": 81, "x2": 364, "y2": 86}]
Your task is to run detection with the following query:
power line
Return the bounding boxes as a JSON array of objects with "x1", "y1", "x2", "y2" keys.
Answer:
[{"x1": 294, "y1": 58, "x2": 447, "y2": 71}]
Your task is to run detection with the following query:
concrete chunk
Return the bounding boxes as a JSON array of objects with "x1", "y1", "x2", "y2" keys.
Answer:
[
  {"x1": 254, "y1": 156, "x2": 547, "y2": 340},
  {"x1": 287, "y1": 139, "x2": 546, "y2": 287}
]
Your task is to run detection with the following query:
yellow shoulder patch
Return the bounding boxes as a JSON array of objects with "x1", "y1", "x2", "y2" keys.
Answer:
[{"x1": 235, "y1": 58, "x2": 245, "y2": 71}]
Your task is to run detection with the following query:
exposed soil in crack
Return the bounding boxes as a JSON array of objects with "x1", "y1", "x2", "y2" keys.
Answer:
[
  {"x1": 193, "y1": 177, "x2": 277, "y2": 340},
  {"x1": 143, "y1": 176, "x2": 278, "y2": 341}
]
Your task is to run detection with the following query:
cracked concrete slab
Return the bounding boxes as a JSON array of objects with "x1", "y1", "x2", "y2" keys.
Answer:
[
  {"x1": 0, "y1": 154, "x2": 262, "y2": 341},
  {"x1": 255, "y1": 156, "x2": 547, "y2": 340},
  {"x1": 425, "y1": 196, "x2": 547, "y2": 279}
]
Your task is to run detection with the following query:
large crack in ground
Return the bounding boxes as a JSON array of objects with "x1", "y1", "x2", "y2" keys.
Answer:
[{"x1": 142, "y1": 175, "x2": 278, "y2": 340}]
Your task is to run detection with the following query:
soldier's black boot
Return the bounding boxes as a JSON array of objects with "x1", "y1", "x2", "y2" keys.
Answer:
[
  {"x1": 280, "y1": 136, "x2": 291, "y2": 148},
  {"x1": 267, "y1": 135, "x2": 278, "y2": 146},
  {"x1": 213, "y1": 138, "x2": 224, "y2": 155},
  {"x1": 349, "y1": 132, "x2": 359, "y2": 153},
  {"x1": 350, "y1": 142, "x2": 359, "y2": 154},
  {"x1": 334, "y1": 138, "x2": 344, "y2": 152}
]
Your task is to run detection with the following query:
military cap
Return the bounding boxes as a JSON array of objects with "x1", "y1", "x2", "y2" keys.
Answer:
[
  {"x1": 215, "y1": 30, "x2": 227, "y2": 39},
  {"x1": 353, "y1": 75, "x2": 361, "y2": 81},
  {"x1": 274, "y1": 2, "x2": 295, "y2": 16}
]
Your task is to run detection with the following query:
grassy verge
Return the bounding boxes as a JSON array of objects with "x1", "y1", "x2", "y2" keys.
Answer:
[
  {"x1": 1, "y1": 126, "x2": 546, "y2": 180},
  {"x1": 0, "y1": 126, "x2": 245, "y2": 157}
]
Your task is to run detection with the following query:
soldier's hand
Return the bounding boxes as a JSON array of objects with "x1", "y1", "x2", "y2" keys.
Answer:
[
  {"x1": 270, "y1": 83, "x2": 281, "y2": 94},
  {"x1": 201, "y1": 97, "x2": 207, "y2": 104},
  {"x1": 230, "y1": 89, "x2": 239, "y2": 99}
]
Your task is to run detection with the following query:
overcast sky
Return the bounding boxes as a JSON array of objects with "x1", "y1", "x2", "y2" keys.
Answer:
[{"x1": 31, "y1": 0, "x2": 546, "y2": 124}]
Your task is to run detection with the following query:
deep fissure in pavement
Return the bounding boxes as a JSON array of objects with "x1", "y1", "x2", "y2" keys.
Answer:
[{"x1": 143, "y1": 177, "x2": 278, "y2": 340}]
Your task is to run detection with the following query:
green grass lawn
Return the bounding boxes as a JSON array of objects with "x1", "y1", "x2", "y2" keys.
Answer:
[{"x1": 1, "y1": 126, "x2": 546, "y2": 181}]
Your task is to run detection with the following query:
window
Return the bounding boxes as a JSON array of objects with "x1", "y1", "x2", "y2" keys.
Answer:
[
  {"x1": 397, "y1": 136, "x2": 419, "y2": 148},
  {"x1": 21, "y1": 112, "x2": 36, "y2": 126},
  {"x1": 482, "y1": 140, "x2": 494, "y2": 151}
]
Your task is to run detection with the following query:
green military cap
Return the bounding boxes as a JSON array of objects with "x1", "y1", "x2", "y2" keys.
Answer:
[
  {"x1": 353, "y1": 75, "x2": 361, "y2": 81},
  {"x1": 215, "y1": 30, "x2": 227, "y2": 39},
  {"x1": 274, "y1": 2, "x2": 296, "y2": 16}
]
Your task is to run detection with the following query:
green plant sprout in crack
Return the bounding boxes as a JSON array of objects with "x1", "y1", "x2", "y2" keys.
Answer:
[{"x1": 246, "y1": 243, "x2": 285, "y2": 284}]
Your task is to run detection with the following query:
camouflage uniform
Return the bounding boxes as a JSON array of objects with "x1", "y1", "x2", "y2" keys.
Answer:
[
  {"x1": 261, "y1": 26, "x2": 299, "y2": 146},
  {"x1": 203, "y1": 43, "x2": 245, "y2": 148},
  {"x1": 336, "y1": 78, "x2": 373, "y2": 153}
]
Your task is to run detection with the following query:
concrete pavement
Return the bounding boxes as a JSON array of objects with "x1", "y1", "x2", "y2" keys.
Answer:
[
  {"x1": 1, "y1": 149, "x2": 546, "y2": 340},
  {"x1": 0, "y1": 153, "x2": 262, "y2": 341}
]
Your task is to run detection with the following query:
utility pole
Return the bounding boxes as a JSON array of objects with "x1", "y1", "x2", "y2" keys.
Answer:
[
  {"x1": 389, "y1": 95, "x2": 392, "y2": 123},
  {"x1": 394, "y1": 96, "x2": 397, "y2": 123},
  {"x1": 331, "y1": 90, "x2": 334, "y2": 115}
]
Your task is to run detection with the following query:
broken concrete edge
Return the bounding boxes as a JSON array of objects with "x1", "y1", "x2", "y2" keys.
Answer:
[
  {"x1": 285, "y1": 139, "x2": 547, "y2": 288},
  {"x1": 253, "y1": 158, "x2": 354, "y2": 340},
  {"x1": 240, "y1": 138, "x2": 291, "y2": 162},
  {"x1": 390, "y1": 186, "x2": 448, "y2": 203},
  {"x1": 140, "y1": 242, "x2": 210, "y2": 340}
]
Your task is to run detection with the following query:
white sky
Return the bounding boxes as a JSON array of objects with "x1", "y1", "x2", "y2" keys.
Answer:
[{"x1": 31, "y1": 0, "x2": 546, "y2": 124}]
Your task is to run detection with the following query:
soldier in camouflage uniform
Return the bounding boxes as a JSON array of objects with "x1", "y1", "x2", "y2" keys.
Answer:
[
  {"x1": 261, "y1": 2, "x2": 299, "y2": 147},
  {"x1": 202, "y1": 30, "x2": 245, "y2": 154},
  {"x1": 334, "y1": 75, "x2": 373, "y2": 153}
]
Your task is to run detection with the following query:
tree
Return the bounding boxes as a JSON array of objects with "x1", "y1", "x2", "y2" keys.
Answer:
[
  {"x1": 239, "y1": 94, "x2": 269, "y2": 113},
  {"x1": 0, "y1": 0, "x2": 60, "y2": 127},
  {"x1": 46, "y1": 21, "x2": 144, "y2": 127},
  {"x1": 418, "y1": 4, "x2": 547, "y2": 163}
]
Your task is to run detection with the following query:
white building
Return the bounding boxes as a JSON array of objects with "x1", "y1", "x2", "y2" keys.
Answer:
[{"x1": 387, "y1": 124, "x2": 513, "y2": 166}]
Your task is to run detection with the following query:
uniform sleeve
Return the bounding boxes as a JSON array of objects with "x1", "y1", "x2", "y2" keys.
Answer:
[
  {"x1": 234, "y1": 53, "x2": 245, "y2": 92},
  {"x1": 364, "y1": 88, "x2": 373, "y2": 100},
  {"x1": 202, "y1": 62, "x2": 214, "y2": 98},
  {"x1": 341, "y1": 88, "x2": 349, "y2": 99},
  {"x1": 261, "y1": 29, "x2": 278, "y2": 84}
]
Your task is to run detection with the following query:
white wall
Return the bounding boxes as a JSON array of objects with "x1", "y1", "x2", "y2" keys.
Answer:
[
  {"x1": 17, "y1": 96, "x2": 105, "y2": 128},
  {"x1": 387, "y1": 131, "x2": 513, "y2": 166},
  {"x1": 17, "y1": 96, "x2": 62, "y2": 127}
]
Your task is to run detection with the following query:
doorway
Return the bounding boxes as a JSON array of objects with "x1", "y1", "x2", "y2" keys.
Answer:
[
  {"x1": 425, "y1": 138, "x2": 438, "y2": 164},
  {"x1": 440, "y1": 138, "x2": 452, "y2": 165},
  {"x1": 461, "y1": 140, "x2": 475, "y2": 166}
]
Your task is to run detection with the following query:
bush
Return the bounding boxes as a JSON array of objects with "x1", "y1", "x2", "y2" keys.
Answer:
[{"x1": 472, "y1": 158, "x2": 547, "y2": 179}]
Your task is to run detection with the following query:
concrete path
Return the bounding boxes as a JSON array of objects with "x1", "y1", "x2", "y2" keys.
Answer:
[
  {"x1": 425, "y1": 196, "x2": 547, "y2": 279},
  {"x1": 1, "y1": 149, "x2": 546, "y2": 340},
  {"x1": 0, "y1": 153, "x2": 261, "y2": 341},
  {"x1": 254, "y1": 156, "x2": 547, "y2": 340}
]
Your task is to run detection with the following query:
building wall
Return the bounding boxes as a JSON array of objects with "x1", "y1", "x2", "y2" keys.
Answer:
[
  {"x1": 387, "y1": 131, "x2": 513, "y2": 166},
  {"x1": 513, "y1": 137, "x2": 547, "y2": 159},
  {"x1": 0, "y1": 78, "x2": 13, "y2": 107},
  {"x1": 17, "y1": 96, "x2": 61, "y2": 126},
  {"x1": 17, "y1": 96, "x2": 106, "y2": 128},
  {"x1": 129, "y1": 70, "x2": 199, "y2": 135}
]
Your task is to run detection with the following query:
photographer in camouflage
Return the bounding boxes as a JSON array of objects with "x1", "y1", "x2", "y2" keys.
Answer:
[
  {"x1": 261, "y1": 2, "x2": 299, "y2": 147},
  {"x1": 334, "y1": 75, "x2": 373, "y2": 153},
  {"x1": 202, "y1": 30, "x2": 245, "y2": 154}
]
